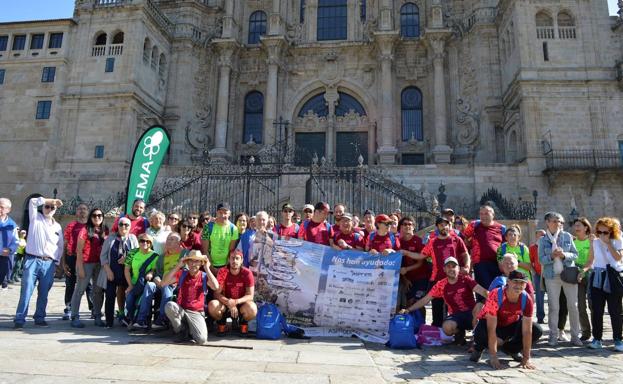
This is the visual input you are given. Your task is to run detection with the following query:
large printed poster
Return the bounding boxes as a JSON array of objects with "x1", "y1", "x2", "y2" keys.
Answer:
[{"x1": 250, "y1": 236, "x2": 402, "y2": 343}]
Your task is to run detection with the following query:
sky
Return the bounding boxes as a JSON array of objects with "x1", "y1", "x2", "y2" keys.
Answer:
[{"x1": 0, "y1": 0, "x2": 620, "y2": 22}]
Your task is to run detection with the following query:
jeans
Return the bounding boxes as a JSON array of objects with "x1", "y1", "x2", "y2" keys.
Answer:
[
  {"x1": 70, "y1": 263, "x2": 104, "y2": 319},
  {"x1": 591, "y1": 285, "x2": 623, "y2": 341},
  {"x1": 473, "y1": 318, "x2": 543, "y2": 353},
  {"x1": 14, "y1": 255, "x2": 56, "y2": 324},
  {"x1": 0, "y1": 254, "x2": 12, "y2": 286},
  {"x1": 125, "y1": 281, "x2": 156, "y2": 323},
  {"x1": 158, "y1": 285, "x2": 174, "y2": 320},
  {"x1": 105, "y1": 279, "x2": 120, "y2": 327},
  {"x1": 532, "y1": 273, "x2": 545, "y2": 322},
  {"x1": 545, "y1": 275, "x2": 580, "y2": 339},
  {"x1": 473, "y1": 261, "x2": 500, "y2": 301}
]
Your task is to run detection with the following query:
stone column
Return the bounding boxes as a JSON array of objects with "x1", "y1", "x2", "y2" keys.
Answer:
[
  {"x1": 261, "y1": 37, "x2": 285, "y2": 145},
  {"x1": 428, "y1": 33, "x2": 453, "y2": 163},
  {"x1": 374, "y1": 31, "x2": 398, "y2": 164},
  {"x1": 211, "y1": 41, "x2": 237, "y2": 161},
  {"x1": 221, "y1": 0, "x2": 236, "y2": 39},
  {"x1": 268, "y1": 0, "x2": 283, "y2": 35}
]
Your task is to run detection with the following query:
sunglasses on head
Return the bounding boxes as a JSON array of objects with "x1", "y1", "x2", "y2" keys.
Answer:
[
  {"x1": 44, "y1": 204, "x2": 56, "y2": 210},
  {"x1": 118, "y1": 223, "x2": 130, "y2": 227},
  {"x1": 596, "y1": 230, "x2": 610, "y2": 236}
]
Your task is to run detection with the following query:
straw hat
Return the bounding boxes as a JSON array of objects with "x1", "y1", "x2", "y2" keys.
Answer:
[{"x1": 182, "y1": 249, "x2": 208, "y2": 263}]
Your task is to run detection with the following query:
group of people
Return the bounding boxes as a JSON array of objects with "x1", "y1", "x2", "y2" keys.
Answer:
[{"x1": 2, "y1": 194, "x2": 622, "y2": 371}]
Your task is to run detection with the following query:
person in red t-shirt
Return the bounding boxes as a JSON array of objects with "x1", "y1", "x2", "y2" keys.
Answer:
[
  {"x1": 462, "y1": 204, "x2": 505, "y2": 293},
  {"x1": 401, "y1": 257, "x2": 488, "y2": 344},
  {"x1": 297, "y1": 202, "x2": 334, "y2": 246},
  {"x1": 397, "y1": 216, "x2": 430, "y2": 312},
  {"x1": 179, "y1": 219, "x2": 202, "y2": 250},
  {"x1": 421, "y1": 216, "x2": 471, "y2": 326},
  {"x1": 208, "y1": 249, "x2": 257, "y2": 335},
  {"x1": 332, "y1": 213, "x2": 365, "y2": 250},
  {"x1": 471, "y1": 271, "x2": 542, "y2": 370},
  {"x1": 361, "y1": 209, "x2": 375, "y2": 239},
  {"x1": 366, "y1": 214, "x2": 400, "y2": 255},
  {"x1": 70, "y1": 207, "x2": 109, "y2": 328},
  {"x1": 161, "y1": 250, "x2": 219, "y2": 344},
  {"x1": 111, "y1": 199, "x2": 149, "y2": 237},
  {"x1": 61, "y1": 202, "x2": 89, "y2": 320},
  {"x1": 275, "y1": 203, "x2": 299, "y2": 240}
]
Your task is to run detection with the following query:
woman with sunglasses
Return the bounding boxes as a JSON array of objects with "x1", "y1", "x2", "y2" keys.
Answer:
[
  {"x1": 179, "y1": 220, "x2": 201, "y2": 250},
  {"x1": 70, "y1": 208, "x2": 109, "y2": 328},
  {"x1": 584, "y1": 217, "x2": 623, "y2": 351},
  {"x1": 165, "y1": 213, "x2": 181, "y2": 233},
  {"x1": 123, "y1": 233, "x2": 159, "y2": 329},
  {"x1": 97, "y1": 216, "x2": 137, "y2": 328}
]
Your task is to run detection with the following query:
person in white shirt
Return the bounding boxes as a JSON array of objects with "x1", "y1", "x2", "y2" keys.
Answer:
[
  {"x1": 146, "y1": 210, "x2": 170, "y2": 257},
  {"x1": 14, "y1": 196, "x2": 64, "y2": 328},
  {"x1": 583, "y1": 217, "x2": 623, "y2": 351}
]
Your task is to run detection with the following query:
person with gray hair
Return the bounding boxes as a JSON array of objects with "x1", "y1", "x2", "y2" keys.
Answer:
[
  {"x1": 146, "y1": 210, "x2": 170, "y2": 256},
  {"x1": 0, "y1": 197, "x2": 18, "y2": 290},
  {"x1": 538, "y1": 211, "x2": 581, "y2": 346}
]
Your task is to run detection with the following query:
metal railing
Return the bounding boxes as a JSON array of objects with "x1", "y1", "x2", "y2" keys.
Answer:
[
  {"x1": 479, "y1": 188, "x2": 537, "y2": 220},
  {"x1": 91, "y1": 46, "x2": 106, "y2": 56},
  {"x1": 544, "y1": 149, "x2": 622, "y2": 171},
  {"x1": 558, "y1": 27, "x2": 576, "y2": 39},
  {"x1": 108, "y1": 44, "x2": 123, "y2": 56},
  {"x1": 536, "y1": 27, "x2": 555, "y2": 39}
]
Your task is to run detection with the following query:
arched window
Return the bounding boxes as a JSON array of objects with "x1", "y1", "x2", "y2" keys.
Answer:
[
  {"x1": 151, "y1": 46, "x2": 159, "y2": 69},
  {"x1": 112, "y1": 32, "x2": 124, "y2": 44},
  {"x1": 317, "y1": 0, "x2": 347, "y2": 41},
  {"x1": 143, "y1": 38, "x2": 151, "y2": 63},
  {"x1": 158, "y1": 53, "x2": 167, "y2": 78},
  {"x1": 400, "y1": 3, "x2": 420, "y2": 38},
  {"x1": 557, "y1": 11, "x2": 576, "y2": 39},
  {"x1": 401, "y1": 87, "x2": 423, "y2": 141},
  {"x1": 297, "y1": 92, "x2": 366, "y2": 118},
  {"x1": 243, "y1": 91, "x2": 264, "y2": 144},
  {"x1": 535, "y1": 11, "x2": 554, "y2": 39},
  {"x1": 94, "y1": 33, "x2": 107, "y2": 46},
  {"x1": 248, "y1": 11, "x2": 267, "y2": 44}
]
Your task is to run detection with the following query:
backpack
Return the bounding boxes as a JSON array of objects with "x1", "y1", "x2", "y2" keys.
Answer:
[
  {"x1": 302, "y1": 220, "x2": 331, "y2": 241},
  {"x1": 497, "y1": 287, "x2": 528, "y2": 313},
  {"x1": 369, "y1": 231, "x2": 397, "y2": 249},
  {"x1": 488, "y1": 275, "x2": 508, "y2": 291},
  {"x1": 205, "y1": 221, "x2": 236, "y2": 240},
  {"x1": 256, "y1": 303, "x2": 284, "y2": 340},
  {"x1": 387, "y1": 312, "x2": 422, "y2": 349}
]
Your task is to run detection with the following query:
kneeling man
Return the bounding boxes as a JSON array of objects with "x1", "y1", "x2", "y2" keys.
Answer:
[
  {"x1": 160, "y1": 250, "x2": 219, "y2": 344},
  {"x1": 470, "y1": 270, "x2": 542, "y2": 370},
  {"x1": 400, "y1": 257, "x2": 488, "y2": 344},
  {"x1": 208, "y1": 249, "x2": 257, "y2": 335}
]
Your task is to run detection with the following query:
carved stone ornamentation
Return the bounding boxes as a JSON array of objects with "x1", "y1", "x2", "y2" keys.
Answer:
[
  {"x1": 455, "y1": 98, "x2": 480, "y2": 146},
  {"x1": 185, "y1": 106, "x2": 213, "y2": 163}
]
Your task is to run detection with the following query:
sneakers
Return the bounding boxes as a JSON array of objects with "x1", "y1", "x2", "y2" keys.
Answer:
[
  {"x1": 614, "y1": 340, "x2": 623, "y2": 352},
  {"x1": 93, "y1": 317, "x2": 105, "y2": 327},
  {"x1": 34, "y1": 320, "x2": 49, "y2": 327},
  {"x1": 151, "y1": 319, "x2": 167, "y2": 331},
  {"x1": 588, "y1": 339, "x2": 603, "y2": 349},
  {"x1": 469, "y1": 349, "x2": 483, "y2": 363},
  {"x1": 62, "y1": 310, "x2": 70, "y2": 321},
  {"x1": 240, "y1": 322, "x2": 249, "y2": 336},
  {"x1": 558, "y1": 329, "x2": 570, "y2": 342},
  {"x1": 14, "y1": 322, "x2": 24, "y2": 329},
  {"x1": 548, "y1": 336, "x2": 558, "y2": 347},
  {"x1": 571, "y1": 337, "x2": 584, "y2": 347},
  {"x1": 120, "y1": 317, "x2": 130, "y2": 327},
  {"x1": 71, "y1": 319, "x2": 85, "y2": 328},
  {"x1": 132, "y1": 321, "x2": 148, "y2": 329}
]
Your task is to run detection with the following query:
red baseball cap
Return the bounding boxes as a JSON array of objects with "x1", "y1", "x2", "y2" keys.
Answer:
[{"x1": 375, "y1": 214, "x2": 391, "y2": 224}]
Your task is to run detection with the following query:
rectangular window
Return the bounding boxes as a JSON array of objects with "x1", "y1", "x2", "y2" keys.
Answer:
[
  {"x1": 35, "y1": 100, "x2": 52, "y2": 120},
  {"x1": 94, "y1": 145, "x2": 105, "y2": 159},
  {"x1": 0, "y1": 36, "x2": 7, "y2": 51},
  {"x1": 12, "y1": 35, "x2": 26, "y2": 50},
  {"x1": 30, "y1": 34, "x2": 44, "y2": 49},
  {"x1": 317, "y1": 0, "x2": 347, "y2": 41},
  {"x1": 48, "y1": 33, "x2": 63, "y2": 49},
  {"x1": 105, "y1": 57, "x2": 115, "y2": 72},
  {"x1": 41, "y1": 67, "x2": 56, "y2": 82},
  {"x1": 0, "y1": 69, "x2": 5, "y2": 84},
  {"x1": 294, "y1": 132, "x2": 326, "y2": 166}
]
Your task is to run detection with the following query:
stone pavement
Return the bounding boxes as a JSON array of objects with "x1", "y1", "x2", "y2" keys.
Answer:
[{"x1": 0, "y1": 280, "x2": 622, "y2": 384}]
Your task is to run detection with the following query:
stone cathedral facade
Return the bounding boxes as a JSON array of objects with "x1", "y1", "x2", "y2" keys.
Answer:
[{"x1": 0, "y1": 0, "x2": 622, "y2": 220}]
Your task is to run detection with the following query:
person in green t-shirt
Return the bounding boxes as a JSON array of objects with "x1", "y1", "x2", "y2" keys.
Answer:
[
  {"x1": 152, "y1": 232, "x2": 188, "y2": 330},
  {"x1": 123, "y1": 233, "x2": 158, "y2": 329},
  {"x1": 201, "y1": 203, "x2": 239, "y2": 272},
  {"x1": 572, "y1": 217, "x2": 592, "y2": 340},
  {"x1": 496, "y1": 225, "x2": 531, "y2": 280}
]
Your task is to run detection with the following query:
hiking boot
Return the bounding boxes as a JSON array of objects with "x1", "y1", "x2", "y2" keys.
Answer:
[
  {"x1": 216, "y1": 323, "x2": 227, "y2": 336},
  {"x1": 239, "y1": 320, "x2": 249, "y2": 336},
  {"x1": 132, "y1": 321, "x2": 148, "y2": 330},
  {"x1": 469, "y1": 349, "x2": 483, "y2": 363}
]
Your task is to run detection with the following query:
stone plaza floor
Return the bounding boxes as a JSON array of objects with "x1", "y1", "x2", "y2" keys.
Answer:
[{"x1": 1, "y1": 280, "x2": 622, "y2": 383}]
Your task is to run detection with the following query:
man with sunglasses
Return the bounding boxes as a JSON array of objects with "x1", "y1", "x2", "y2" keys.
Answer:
[
  {"x1": 301, "y1": 204, "x2": 314, "y2": 222},
  {"x1": 275, "y1": 203, "x2": 299, "y2": 240},
  {"x1": 14, "y1": 196, "x2": 64, "y2": 328},
  {"x1": 111, "y1": 199, "x2": 149, "y2": 237}
]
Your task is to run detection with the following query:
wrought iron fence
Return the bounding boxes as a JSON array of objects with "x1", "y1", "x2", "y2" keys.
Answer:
[
  {"x1": 479, "y1": 188, "x2": 537, "y2": 220},
  {"x1": 544, "y1": 149, "x2": 622, "y2": 171}
]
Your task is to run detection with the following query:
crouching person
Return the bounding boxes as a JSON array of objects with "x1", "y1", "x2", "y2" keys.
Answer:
[
  {"x1": 208, "y1": 249, "x2": 257, "y2": 336},
  {"x1": 470, "y1": 270, "x2": 542, "y2": 370},
  {"x1": 400, "y1": 257, "x2": 488, "y2": 345},
  {"x1": 160, "y1": 250, "x2": 218, "y2": 344}
]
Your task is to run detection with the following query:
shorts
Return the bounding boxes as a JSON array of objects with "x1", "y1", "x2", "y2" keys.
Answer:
[{"x1": 444, "y1": 310, "x2": 473, "y2": 331}]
